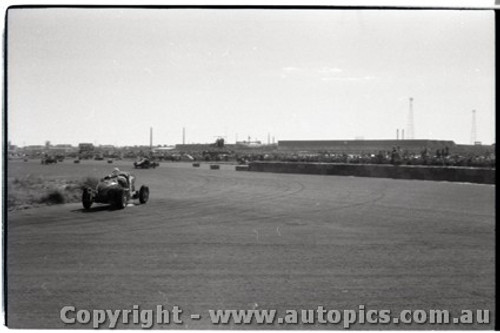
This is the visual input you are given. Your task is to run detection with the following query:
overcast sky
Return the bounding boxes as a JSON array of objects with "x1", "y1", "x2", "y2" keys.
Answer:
[{"x1": 7, "y1": 7, "x2": 495, "y2": 146}]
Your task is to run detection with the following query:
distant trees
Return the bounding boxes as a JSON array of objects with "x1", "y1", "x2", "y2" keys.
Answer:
[{"x1": 215, "y1": 138, "x2": 225, "y2": 148}]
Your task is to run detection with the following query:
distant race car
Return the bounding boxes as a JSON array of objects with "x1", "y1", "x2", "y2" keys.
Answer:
[
  {"x1": 133, "y1": 158, "x2": 159, "y2": 169},
  {"x1": 41, "y1": 156, "x2": 58, "y2": 164},
  {"x1": 82, "y1": 173, "x2": 149, "y2": 209}
]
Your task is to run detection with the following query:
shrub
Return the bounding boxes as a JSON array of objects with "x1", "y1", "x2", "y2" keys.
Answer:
[
  {"x1": 79, "y1": 176, "x2": 99, "y2": 190},
  {"x1": 39, "y1": 189, "x2": 65, "y2": 205}
]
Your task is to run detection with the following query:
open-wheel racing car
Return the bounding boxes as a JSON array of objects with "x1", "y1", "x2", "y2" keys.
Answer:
[
  {"x1": 82, "y1": 172, "x2": 149, "y2": 210},
  {"x1": 41, "y1": 156, "x2": 58, "y2": 164},
  {"x1": 134, "y1": 158, "x2": 159, "y2": 169}
]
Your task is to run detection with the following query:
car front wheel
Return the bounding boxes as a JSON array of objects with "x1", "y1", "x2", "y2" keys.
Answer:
[
  {"x1": 114, "y1": 189, "x2": 128, "y2": 209},
  {"x1": 82, "y1": 188, "x2": 93, "y2": 209}
]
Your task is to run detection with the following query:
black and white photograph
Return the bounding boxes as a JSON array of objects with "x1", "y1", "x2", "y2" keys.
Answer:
[{"x1": 2, "y1": 2, "x2": 496, "y2": 329}]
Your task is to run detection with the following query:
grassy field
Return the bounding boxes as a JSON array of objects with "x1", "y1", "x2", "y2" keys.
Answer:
[
  {"x1": 6, "y1": 159, "x2": 136, "y2": 210},
  {"x1": 7, "y1": 173, "x2": 98, "y2": 210}
]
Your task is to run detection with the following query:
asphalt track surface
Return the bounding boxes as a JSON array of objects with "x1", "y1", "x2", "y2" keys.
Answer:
[{"x1": 6, "y1": 160, "x2": 495, "y2": 329}]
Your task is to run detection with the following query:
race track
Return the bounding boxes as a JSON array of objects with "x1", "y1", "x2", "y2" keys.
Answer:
[{"x1": 6, "y1": 160, "x2": 495, "y2": 329}]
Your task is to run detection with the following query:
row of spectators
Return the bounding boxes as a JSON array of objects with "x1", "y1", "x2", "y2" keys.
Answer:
[{"x1": 173, "y1": 147, "x2": 495, "y2": 168}]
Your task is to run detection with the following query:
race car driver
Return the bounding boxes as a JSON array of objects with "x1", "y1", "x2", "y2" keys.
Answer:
[{"x1": 109, "y1": 167, "x2": 135, "y2": 192}]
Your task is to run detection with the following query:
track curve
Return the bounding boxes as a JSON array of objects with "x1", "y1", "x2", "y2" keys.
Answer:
[{"x1": 6, "y1": 161, "x2": 495, "y2": 328}]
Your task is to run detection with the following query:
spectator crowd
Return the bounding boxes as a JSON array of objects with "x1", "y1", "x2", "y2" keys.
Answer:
[{"x1": 172, "y1": 146, "x2": 495, "y2": 169}]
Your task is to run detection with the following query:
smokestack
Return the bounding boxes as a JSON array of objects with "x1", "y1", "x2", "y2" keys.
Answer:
[
  {"x1": 402, "y1": 129, "x2": 405, "y2": 140},
  {"x1": 150, "y1": 127, "x2": 153, "y2": 149},
  {"x1": 182, "y1": 127, "x2": 185, "y2": 145},
  {"x1": 407, "y1": 97, "x2": 414, "y2": 139},
  {"x1": 396, "y1": 129, "x2": 399, "y2": 140},
  {"x1": 471, "y1": 110, "x2": 477, "y2": 144},
  {"x1": 267, "y1": 133, "x2": 270, "y2": 145}
]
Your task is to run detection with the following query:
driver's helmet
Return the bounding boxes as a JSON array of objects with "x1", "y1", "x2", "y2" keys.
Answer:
[{"x1": 111, "y1": 168, "x2": 121, "y2": 177}]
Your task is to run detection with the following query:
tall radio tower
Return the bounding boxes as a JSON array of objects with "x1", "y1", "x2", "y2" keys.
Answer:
[
  {"x1": 470, "y1": 110, "x2": 477, "y2": 144},
  {"x1": 407, "y1": 97, "x2": 415, "y2": 140}
]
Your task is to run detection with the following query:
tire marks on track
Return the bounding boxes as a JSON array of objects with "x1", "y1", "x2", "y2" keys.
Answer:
[{"x1": 113, "y1": 174, "x2": 307, "y2": 234}]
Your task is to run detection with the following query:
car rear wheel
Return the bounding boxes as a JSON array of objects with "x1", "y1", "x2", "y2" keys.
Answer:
[{"x1": 139, "y1": 185, "x2": 149, "y2": 204}]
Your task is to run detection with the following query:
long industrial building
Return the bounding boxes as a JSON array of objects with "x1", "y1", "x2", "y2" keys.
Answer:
[
  {"x1": 278, "y1": 139, "x2": 495, "y2": 155},
  {"x1": 277, "y1": 139, "x2": 455, "y2": 154}
]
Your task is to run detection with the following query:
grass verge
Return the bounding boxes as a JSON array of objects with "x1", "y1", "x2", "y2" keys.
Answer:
[{"x1": 7, "y1": 175, "x2": 99, "y2": 211}]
